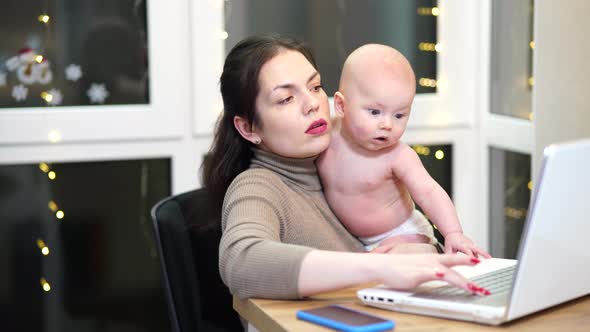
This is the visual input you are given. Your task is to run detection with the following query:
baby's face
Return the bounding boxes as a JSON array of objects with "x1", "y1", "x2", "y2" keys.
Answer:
[{"x1": 341, "y1": 72, "x2": 415, "y2": 151}]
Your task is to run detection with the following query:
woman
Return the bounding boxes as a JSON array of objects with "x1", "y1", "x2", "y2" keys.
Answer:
[{"x1": 202, "y1": 35, "x2": 486, "y2": 300}]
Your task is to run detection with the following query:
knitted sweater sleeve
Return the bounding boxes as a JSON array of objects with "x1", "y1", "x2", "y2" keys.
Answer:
[{"x1": 218, "y1": 171, "x2": 313, "y2": 299}]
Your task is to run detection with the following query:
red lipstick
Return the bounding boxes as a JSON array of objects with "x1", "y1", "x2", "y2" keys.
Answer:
[{"x1": 306, "y1": 118, "x2": 327, "y2": 135}]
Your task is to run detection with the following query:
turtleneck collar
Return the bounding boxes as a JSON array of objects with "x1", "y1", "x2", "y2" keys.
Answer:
[{"x1": 250, "y1": 148, "x2": 322, "y2": 191}]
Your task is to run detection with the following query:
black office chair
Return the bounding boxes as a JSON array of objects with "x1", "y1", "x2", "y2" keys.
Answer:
[{"x1": 151, "y1": 188, "x2": 242, "y2": 332}]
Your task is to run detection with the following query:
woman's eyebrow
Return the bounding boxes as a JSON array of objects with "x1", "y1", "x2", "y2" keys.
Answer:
[{"x1": 272, "y1": 72, "x2": 319, "y2": 91}]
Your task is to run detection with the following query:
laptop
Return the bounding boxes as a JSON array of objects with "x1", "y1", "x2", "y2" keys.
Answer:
[{"x1": 357, "y1": 138, "x2": 590, "y2": 325}]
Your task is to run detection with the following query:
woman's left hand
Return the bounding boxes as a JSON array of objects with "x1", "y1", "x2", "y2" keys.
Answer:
[{"x1": 444, "y1": 232, "x2": 491, "y2": 258}]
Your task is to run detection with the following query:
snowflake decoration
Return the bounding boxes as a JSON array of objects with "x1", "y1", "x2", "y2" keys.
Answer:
[
  {"x1": 12, "y1": 84, "x2": 28, "y2": 102},
  {"x1": 46, "y1": 88, "x2": 63, "y2": 106},
  {"x1": 87, "y1": 83, "x2": 109, "y2": 104},
  {"x1": 0, "y1": 72, "x2": 6, "y2": 87},
  {"x1": 6, "y1": 56, "x2": 20, "y2": 71},
  {"x1": 65, "y1": 64, "x2": 83, "y2": 82}
]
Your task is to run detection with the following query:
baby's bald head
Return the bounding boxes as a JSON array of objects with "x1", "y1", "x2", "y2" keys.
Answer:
[{"x1": 339, "y1": 44, "x2": 415, "y2": 95}]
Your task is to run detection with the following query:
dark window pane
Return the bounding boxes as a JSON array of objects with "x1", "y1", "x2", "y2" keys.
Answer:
[
  {"x1": 0, "y1": 0, "x2": 149, "y2": 108},
  {"x1": 225, "y1": 0, "x2": 438, "y2": 95},
  {"x1": 489, "y1": 148, "x2": 532, "y2": 258},
  {"x1": 411, "y1": 143, "x2": 452, "y2": 210},
  {"x1": 0, "y1": 158, "x2": 170, "y2": 331}
]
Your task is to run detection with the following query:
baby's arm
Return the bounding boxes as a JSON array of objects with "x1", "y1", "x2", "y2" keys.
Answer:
[{"x1": 391, "y1": 144, "x2": 490, "y2": 257}]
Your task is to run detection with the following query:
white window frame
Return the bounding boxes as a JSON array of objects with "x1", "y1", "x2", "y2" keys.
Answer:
[
  {"x1": 478, "y1": 0, "x2": 534, "y2": 252},
  {"x1": 409, "y1": 0, "x2": 479, "y2": 129},
  {"x1": 192, "y1": 0, "x2": 225, "y2": 136},
  {"x1": 0, "y1": 0, "x2": 209, "y2": 195},
  {"x1": 406, "y1": 0, "x2": 486, "y2": 248},
  {"x1": 0, "y1": 1, "x2": 191, "y2": 145}
]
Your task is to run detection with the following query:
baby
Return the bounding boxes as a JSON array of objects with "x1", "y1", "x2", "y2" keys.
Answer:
[{"x1": 317, "y1": 44, "x2": 489, "y2": 257}]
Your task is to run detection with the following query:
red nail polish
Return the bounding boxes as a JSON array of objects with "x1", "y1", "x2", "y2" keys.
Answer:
[
  {"x1": 435, "y1": 272, "x2": 445, "y2": 278},
  {"x1": 470, "y1": 258, "x2": 480, "y2": 264},
  {"x1": 483, "y1": 289, "x2": 491, "y2": 296},
  {"x1": 467, "y1": 283, "x2": 477, "y2": 291}
]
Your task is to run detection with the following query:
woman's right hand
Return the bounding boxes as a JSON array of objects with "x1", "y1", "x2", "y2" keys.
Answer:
[
  {"x1": 298, "y1": 250, "x2": 489, "y2": 297},
  {"x1": 374, "y1": 253, "x2": 490, "y2": 295}
]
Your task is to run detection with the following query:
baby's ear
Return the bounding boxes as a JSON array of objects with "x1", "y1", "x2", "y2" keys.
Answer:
[{"x1": 333, "y1": 91, "x2": 346, "y2": 117}]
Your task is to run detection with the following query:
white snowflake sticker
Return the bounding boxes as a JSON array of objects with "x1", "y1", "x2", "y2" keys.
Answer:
[
  {"x1": 46, "y1": 88, "x2": 63, "y2": 106},
  {"x1": 0, "y1": 72, "x2": 6, "y2": 87},
  {"x1": 65, "y1": 64, "x2": 83, "y2": 82},
  {"x1": 87, "y1": 83, "x2": 109, "y2": 104},
  {"x1": 12, "y1": 84, "x2": 28, "y2": 102},
  {"x1": 6, "y1": 56, "x2": 20, "y2": 71}
]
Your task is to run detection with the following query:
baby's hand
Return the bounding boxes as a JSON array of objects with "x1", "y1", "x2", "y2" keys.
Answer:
[{"x1": 444, "y1": 232, "x2": 491, "y2": 258}]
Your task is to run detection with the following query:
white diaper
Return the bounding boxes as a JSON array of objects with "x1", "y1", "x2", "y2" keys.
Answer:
[{"x1": 359, "y1": 210, "x2": 437, "y2": 251}]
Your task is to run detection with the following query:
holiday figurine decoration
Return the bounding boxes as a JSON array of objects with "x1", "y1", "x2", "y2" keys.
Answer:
[{"x1": 7, "y1": 48, "x2": 54, "y2": 86}]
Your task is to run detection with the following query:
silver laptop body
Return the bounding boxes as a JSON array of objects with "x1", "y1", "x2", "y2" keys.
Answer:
[{"x1": 358, "y1": 139, "x2": 590, "y2": 325}]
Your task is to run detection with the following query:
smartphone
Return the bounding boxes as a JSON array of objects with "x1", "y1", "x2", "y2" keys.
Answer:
[{"x1": 296, "y1": 304, "x2": 394, "y2": 332}]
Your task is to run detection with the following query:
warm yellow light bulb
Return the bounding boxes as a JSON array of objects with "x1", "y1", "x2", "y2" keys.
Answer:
[
  {"x1": 42, "y1": 247, "x2": 50, "y2": 255},
  {"x1": 41, "y1": 91, "x2": 53, "y2": 102},
  {"x1": 529, "y1": 41, "x2": 535, "y2": 49},
  {"x1": 39, "y1": 163, "x2": 50, "y2": 173},
  {"x1": 435, "y1": 150, "x2": 445, "y2": 160},
  {"x1": 528, "y1": 181, "x2": 533, "y2": 190},
  {"x1": 41, "y1": 278, "x2": 51, "y2": 292},
  {"x1": 48, "y1": 171, "x2": 56, "y2": 180},
  {"x1": 38, "y1": 15, "x2": 50, "y2": 23},
  {"x1": 48, "y1": 129, "x2": 62, "y2": 143},
  {"x1": 528, "y1": 112, "x2": 534, "y2": 120},
  {"x1": 528, "y1": 77, "x2": 534, "y2": 86},
  {"x1": 48, "y1": 200, "x2": 58, "y2": 212},
  {"x1": 219, "y1": 31, "x2": 229, "y2": 40},
  {"x1": 418, "y1": 78, "x2": 437, "y2": 88},
  {"x1": 431, "y1": 7, "x2": 440, "y2": 16},
  {"x1": 35, "y1": 55, "x2": 44, "y2": 63},
  {"x1": 418, "y1": 42, "x2": 437, "y2": 52},
  {"x1": 434, "y1": 43, "x2": 443, "y2": 52},
  {"x1": 56, "y1": 210, "x2": 64, "y2": 219}
]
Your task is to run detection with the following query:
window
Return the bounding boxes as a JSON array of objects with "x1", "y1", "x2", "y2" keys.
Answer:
[
  {"x1": 0, "y1": 0, "x2": 188, "y2": 144},
  {"x1": 488, "y1": 148, "x2": 531, "y2": 258},
  {"x1": 0, "y1": 0, "x2": 149, "y2": 108},
  {"x1": 225, "y1": 0, "x2": 438, "y2": 96},
  {"x1": 0, "y1": 158, "x2": 170, "y2": 331},
  {"x1": 490, "y1": 0, "x2": 534, "y2": 120}
]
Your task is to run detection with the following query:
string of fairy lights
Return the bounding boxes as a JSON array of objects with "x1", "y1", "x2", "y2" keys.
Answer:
[
  {"x1": 37, "y1": 162, "x2": 65, "y2": 293},
  {"x1": 416, "y1": 5, "x2": 440, "y2": 89}
]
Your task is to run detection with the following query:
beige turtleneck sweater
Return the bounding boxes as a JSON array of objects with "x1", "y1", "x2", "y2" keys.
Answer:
[{"x1": 219, "y1": 149, "x2": 365, "y2": 300}]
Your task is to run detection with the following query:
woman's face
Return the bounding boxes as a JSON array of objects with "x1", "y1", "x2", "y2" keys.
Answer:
[{"x1": 253, "y1": 50, "x2": 331, "y2": 159}]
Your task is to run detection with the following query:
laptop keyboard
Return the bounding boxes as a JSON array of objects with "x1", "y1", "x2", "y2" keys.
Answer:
[{"x1": 412, "y1": 265, "x2": 516, "y2": 301}]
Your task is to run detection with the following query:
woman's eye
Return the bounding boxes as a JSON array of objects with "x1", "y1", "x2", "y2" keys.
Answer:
[
  {"x1": 279, "y1": 96, "x2": 293, "y2": 105},
  {"x1": 312, "y1": 85, "x2": 323, "y2": 92},
  {"x1": 395, "y1": 113, "x2": 405, "y2": 119},
  {"x1": 369, "y1": 109, "x2": 381, "y2": 116}
]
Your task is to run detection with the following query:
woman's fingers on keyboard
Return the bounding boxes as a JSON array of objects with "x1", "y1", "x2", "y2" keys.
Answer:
[{"x1": 436, "y1": 267, "x2": 491, "y2": 295}]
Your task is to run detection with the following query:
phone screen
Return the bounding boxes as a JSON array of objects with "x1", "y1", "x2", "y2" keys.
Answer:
[{"x1": 299, "y1": 305, "x2": 391, "y2": 326}]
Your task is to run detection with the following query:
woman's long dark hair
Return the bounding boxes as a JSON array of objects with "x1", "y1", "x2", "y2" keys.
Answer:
[{"x1": 201, "y1": 34, "x2": 318, "y2": 207}]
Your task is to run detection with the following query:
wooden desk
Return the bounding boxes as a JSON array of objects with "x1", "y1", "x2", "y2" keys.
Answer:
[{"x1": 234, "y1": 286, "x2": 590, "y2": 332}]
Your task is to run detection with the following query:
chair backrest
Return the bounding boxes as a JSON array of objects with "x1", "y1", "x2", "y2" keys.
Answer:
[{"x1": 151, "y1": 188, "x2": 242, "y2": 332}]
